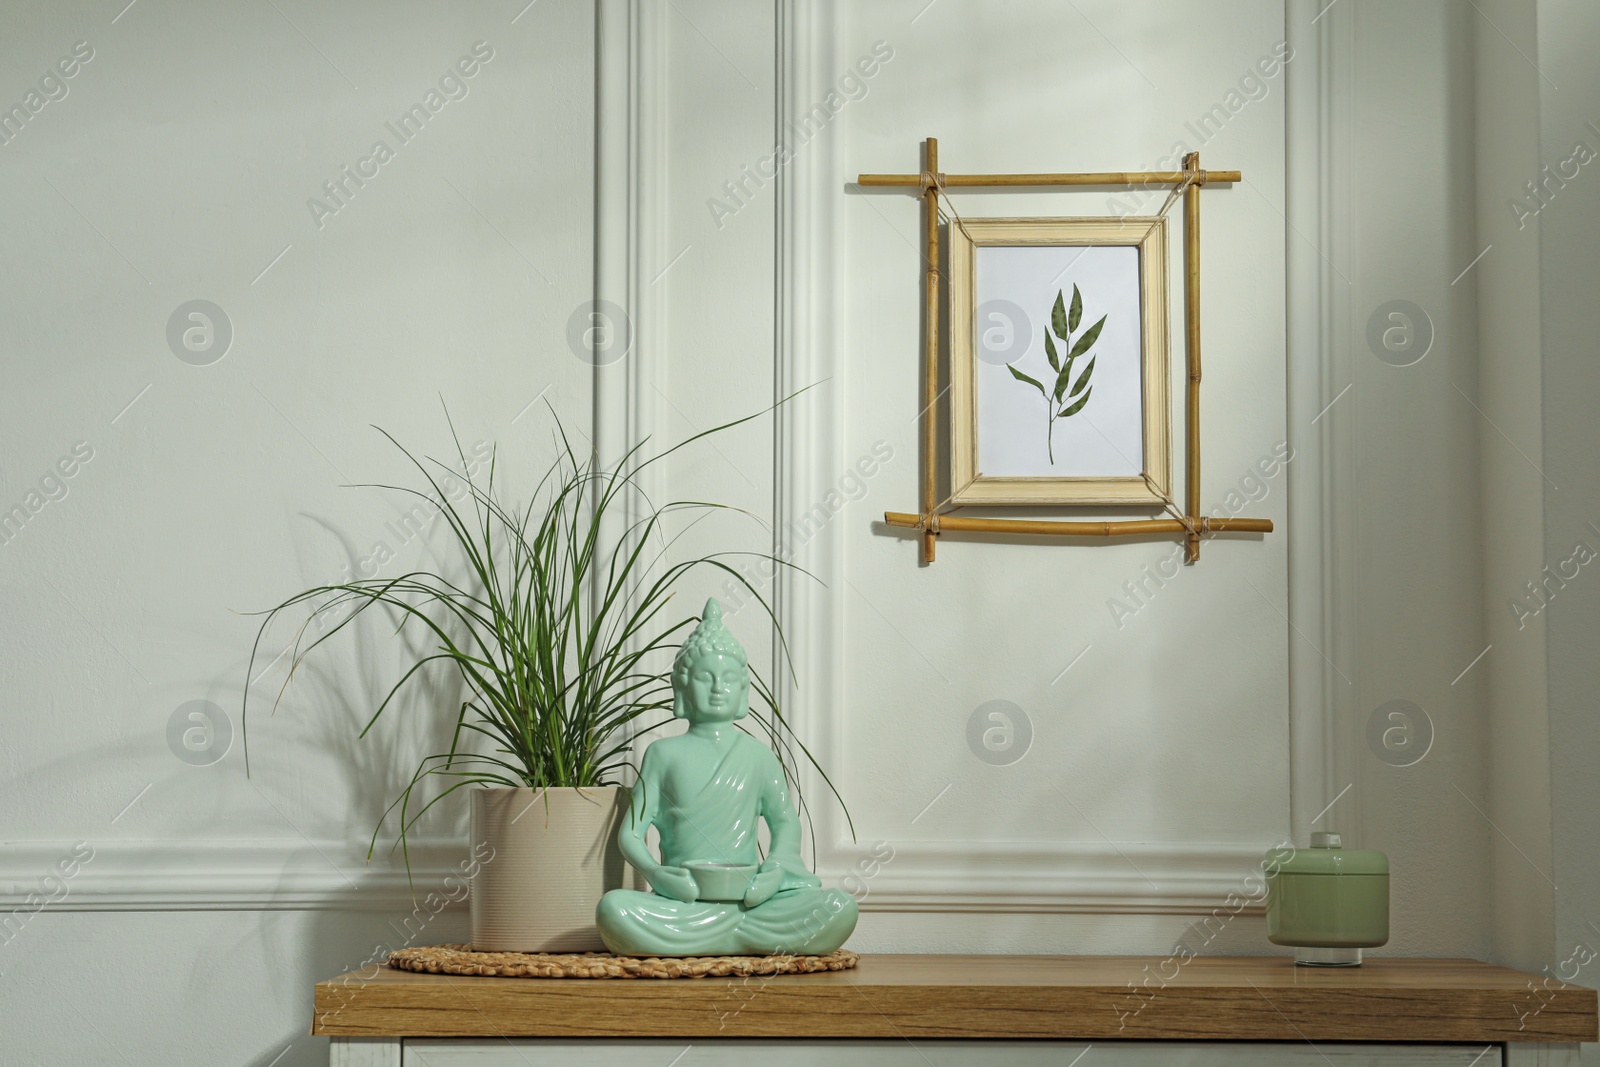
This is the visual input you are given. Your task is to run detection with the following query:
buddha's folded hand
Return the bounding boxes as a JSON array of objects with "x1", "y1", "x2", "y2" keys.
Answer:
[
  {"x1": 742, "y1": 865, "x2": 785, "y2": 907},
  {"x1": 645, "y1": 864, "x2": 700, "y2": 902}
]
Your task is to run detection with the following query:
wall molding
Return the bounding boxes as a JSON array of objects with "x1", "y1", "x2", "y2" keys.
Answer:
[
  {"x1": 1285, "y1": 0, "x2": 1360, "y2": 847},
  {"x1": 594, "y1": 0, "x2": 666, "y2": 483},
  {"x1": 25, "y1": 0, "x2": 1349, "y2": 918},
  {"x1": 0, "y1": 0, "x2": 668, "y2": 918},
  {"x1": 770, "y1": 1, "x2": 1301, "y2": 914},
  {"x1": 0, "y1": 839, "x2": 472, "y2": 912},
  {"x1": 829, "y1": 842, "x2": 1275, "y2": 914}
]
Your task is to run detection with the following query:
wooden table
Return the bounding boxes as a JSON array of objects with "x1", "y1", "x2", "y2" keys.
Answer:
[{"x1": 314, "y1": 955, "x2": 1597, "y2": 1066}]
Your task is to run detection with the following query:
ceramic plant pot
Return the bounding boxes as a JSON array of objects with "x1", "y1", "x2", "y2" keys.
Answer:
[{"x1": 469, "y1": 786, "x2": 640, "y2": 952}]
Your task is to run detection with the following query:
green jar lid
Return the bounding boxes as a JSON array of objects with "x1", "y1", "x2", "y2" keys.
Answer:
[{"x1": 1268, "y1": 832, "x2": 1389, "y2": 876}]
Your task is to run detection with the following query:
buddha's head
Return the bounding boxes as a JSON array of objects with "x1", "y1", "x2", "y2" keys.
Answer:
[{"x1": 671, "y1": 598, "x2": 750, "y2": 723}]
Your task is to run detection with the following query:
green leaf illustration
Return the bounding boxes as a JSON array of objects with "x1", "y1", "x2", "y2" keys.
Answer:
[
  {"x1": 1068, "y1": 314, "x2": 1107, "y2": 360},
  {"x1": 1053, "y1": 362, "x2": 1074, "y2": 403},
  {"x1": 1010, "y1": 284, "x2": 1109, "y2": 465},
  {"x1": 1059, "y1": 385, "x2": 1093, "y2": 418},
  {"x1": 1069, "y1": 355, "x2": 1095, "y2": 398},
  {"x1": 1007, "y1": 362, "x2": 1047, "y2": 397}
]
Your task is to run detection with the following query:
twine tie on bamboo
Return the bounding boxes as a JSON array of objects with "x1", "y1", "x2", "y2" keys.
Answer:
[
  {"x1": 1155, "y1": 170, "x2": 1201, "y2": 219},
  {"x1": 926, "y1": 170, "x2": 978, "y2": 255}
]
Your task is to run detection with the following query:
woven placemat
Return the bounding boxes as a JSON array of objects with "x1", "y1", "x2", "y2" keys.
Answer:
[{"x1": 387, "y1": 944, "x2": 858, "y2": 979}]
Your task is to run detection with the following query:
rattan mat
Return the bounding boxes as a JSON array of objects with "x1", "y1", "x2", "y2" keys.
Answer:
[{"x1": 387, "y1": 944, "x2": 858, "y2": 979}]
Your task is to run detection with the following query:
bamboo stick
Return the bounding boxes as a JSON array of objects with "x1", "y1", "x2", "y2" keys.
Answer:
[
  {"x1": 921, "y1": 137, "x2": 939, "y2": 563},
  {"x1": 857, "y1": 170, "x2": 1241, "y2": 188},
  {"x1": 884, "y1": 512, "x2": 1274, "y2": 536},
  {"x1": 1183, "y1": 152, "x2": 1203, "y2": 563}
]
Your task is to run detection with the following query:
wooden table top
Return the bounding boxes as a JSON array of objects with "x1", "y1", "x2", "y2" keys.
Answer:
[{"x1": 312, "y1": 954, "x2": 1598, "y2": 1043}]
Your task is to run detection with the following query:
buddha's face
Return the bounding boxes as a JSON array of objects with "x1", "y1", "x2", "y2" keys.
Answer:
[{"x1": 681, "y1": 652, "x2": 749, "y2": 723}]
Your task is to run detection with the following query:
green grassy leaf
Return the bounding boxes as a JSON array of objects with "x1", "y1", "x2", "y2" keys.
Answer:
[
  {"x1": 1068, "y1": 314, "x2": 1107, "y2": 360},
  {"x1": 242, "y1": 396, "x2": 849, "y2": 896},
  {"x1": 1044, "y1": 331, "x2": 1060, "y2": 372},
  {"x1": 1069, "y1": 284, "x2": 1083, "y2": 332}
]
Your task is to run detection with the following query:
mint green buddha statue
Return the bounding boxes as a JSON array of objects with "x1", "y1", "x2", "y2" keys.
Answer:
[{"x1": 595, "y1": 598, "x2": 858, "y2": 957}]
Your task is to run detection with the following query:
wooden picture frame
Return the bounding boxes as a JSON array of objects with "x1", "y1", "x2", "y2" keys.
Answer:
[{"x1": 948, "y1": 216, "x2": 1171, "y2": 507}]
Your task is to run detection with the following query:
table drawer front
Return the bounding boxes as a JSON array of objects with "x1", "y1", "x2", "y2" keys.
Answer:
[{"x1": 403, "y1": 1039, "x2": 1500, "y2": 1066}]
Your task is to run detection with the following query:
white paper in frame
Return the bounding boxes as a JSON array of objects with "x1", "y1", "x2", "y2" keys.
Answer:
[{"x1": 949, "y1": 216, "x2": 1171, "y2": 507}]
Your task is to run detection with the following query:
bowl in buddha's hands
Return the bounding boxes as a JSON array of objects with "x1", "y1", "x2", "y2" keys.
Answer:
[{"x1": 683, "y1": 861, "x2": 758, "y2": 902}]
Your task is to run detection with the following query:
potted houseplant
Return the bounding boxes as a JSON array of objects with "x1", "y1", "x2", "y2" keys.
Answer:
[{"x1": 243, "y1": 409, "x2": 838, "y2": 951}]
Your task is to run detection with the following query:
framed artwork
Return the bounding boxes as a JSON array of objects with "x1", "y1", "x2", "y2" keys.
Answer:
[{"x1": 948, "y1": 216, "x2": 1171, "y2": 506}]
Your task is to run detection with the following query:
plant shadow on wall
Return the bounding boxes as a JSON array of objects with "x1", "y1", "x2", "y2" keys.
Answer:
[
  {"x1": 222, "y1": 514, "x2": 479, "y2": 1028},
  {"x1": 242, "y1": 401, "x2": 847, "y2": 887},
  {"x1": 234, "y1": 443, "x2": 503, "y2": 855},
  {"x1": 1005, "y1": 284, "x2": 1107, "y2": 464}
]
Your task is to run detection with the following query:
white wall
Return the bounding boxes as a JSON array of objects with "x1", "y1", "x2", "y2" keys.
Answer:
[
  {"x1": 1474, "y1": 0, "x2": 1553, "y2": 975},
  {"x1": 829, "y1": 0, "x2": 1292, "y2": 938},
  {"x1": 1466, "y1": 4, "x2": 1600, "y2": 1055},
  {"x1": 645, "y1": 0, "x2": 1498, "y2": 956},
  {"x1": 1, "y1": 0, "x2": 1581, "y2": 1063},
  {"x1": 1329, "y1": 0, "x2": 1491, "y2": 960},
  {"x1": 1, "y1": 0, "x2": 594, "y2": 1062},
  {"x1": 1534, "y1": 1, "x2": 1600, "y2": 1033},
  {"x1": 657, "y1": 0, "x2": 780, "y2": 679}
]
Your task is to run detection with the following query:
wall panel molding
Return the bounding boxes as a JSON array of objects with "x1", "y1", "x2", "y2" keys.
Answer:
[
  {"x1": 1, "y1": 0, "x2": 1348, "y2": 919},
  {"x1": 0, "y1": 0, "x2": 663, "y2": 917},
  {"x1": 595, "y1": 0, "x2": 666, "y2": 482},
  {"x1": 0, "y1": 839, "x2": 471, "y2": 912},
  {"x1": 772, "y1": 0, "x2": 1307, "y2": 914},
  {"x1": 1285, "y1": 0, "x2": 1360, "y2": 847}
]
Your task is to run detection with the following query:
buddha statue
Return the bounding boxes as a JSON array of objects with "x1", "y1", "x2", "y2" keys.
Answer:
[{"x1": 595, "y1": 598, "x2": 858, "y2": 957}]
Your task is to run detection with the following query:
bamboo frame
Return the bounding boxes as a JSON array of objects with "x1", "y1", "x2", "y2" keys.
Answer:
[
  {"x1": 1183, "y1": 151, "x2": 1204, "y2": 562},
  {"x1": 921, "y1": 138, "x2": 939, "y2": 562},
  {"x1": 884, "y1": 513, "x2": 1274, "y2": 537},
  {"x1": 858, "y1": 170, "x2": 1243, "y2": 187},
  {"x1": 863, "y1": 139, "x2": 1274, "y2": 563}
]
